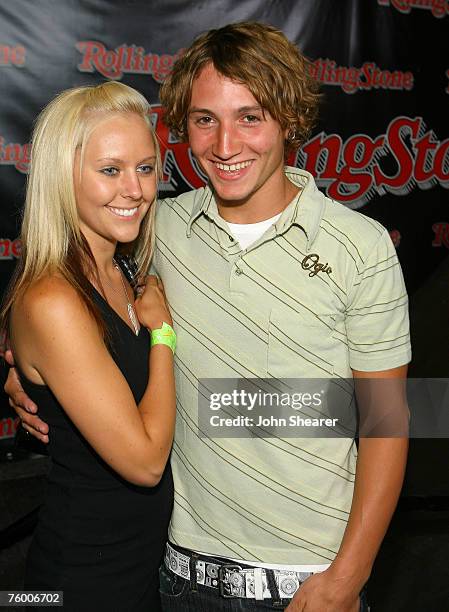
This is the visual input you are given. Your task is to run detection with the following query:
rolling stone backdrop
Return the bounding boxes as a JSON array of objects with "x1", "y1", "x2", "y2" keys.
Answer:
[{"x1": 0, "y1": 1, "x2": 448, "y2": 493}]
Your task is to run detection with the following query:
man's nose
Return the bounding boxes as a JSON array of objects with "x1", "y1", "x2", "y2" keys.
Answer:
[{"x1": 212, "y1": 122, "x2": 242, "y2": 160}]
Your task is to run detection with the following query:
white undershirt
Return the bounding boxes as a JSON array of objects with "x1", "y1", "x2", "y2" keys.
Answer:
[{"x1": 225, "y1": 212, "x2": 282, "y2": 249}]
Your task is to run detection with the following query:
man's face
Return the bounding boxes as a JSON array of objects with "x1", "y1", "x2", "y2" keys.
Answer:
[{"x1": 187, "y1": 64, "x2": 287, "y2": 212}]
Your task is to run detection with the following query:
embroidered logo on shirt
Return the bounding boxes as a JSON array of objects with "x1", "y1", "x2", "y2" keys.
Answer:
[{"x1": 301, "y1": 253, "x2": 332, "y2": 277}]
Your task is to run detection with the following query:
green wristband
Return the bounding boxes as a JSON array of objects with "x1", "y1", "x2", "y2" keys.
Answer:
[{"x1": 151, "y1": 322, "x2": 176, "y2": 355}]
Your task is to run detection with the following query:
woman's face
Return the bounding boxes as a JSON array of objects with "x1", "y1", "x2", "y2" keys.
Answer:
[{"x1": 74, "y1": 112, "x2": 157, "y2": 251}]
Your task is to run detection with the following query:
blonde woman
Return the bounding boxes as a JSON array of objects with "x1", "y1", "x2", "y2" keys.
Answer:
[{"x1": 1, "y1": 82, "x2": 175, "y2": 611}]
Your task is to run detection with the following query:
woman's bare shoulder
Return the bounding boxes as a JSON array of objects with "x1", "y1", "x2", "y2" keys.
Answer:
[{"x1": 16, "y1": 274, "x2": 93, "y2": 333}]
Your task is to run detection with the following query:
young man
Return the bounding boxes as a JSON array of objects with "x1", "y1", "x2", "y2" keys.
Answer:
[{"x1": 7, "y1": 22, "x2": 410, "y2": 612}]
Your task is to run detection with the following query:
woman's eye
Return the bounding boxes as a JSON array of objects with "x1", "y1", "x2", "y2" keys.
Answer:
[
  {"x1": 101, "y1": 167, "x2": 119, "y2": 176},
  {"x1": 137, "y1": 165, "x2": 154, "y2": 175}
]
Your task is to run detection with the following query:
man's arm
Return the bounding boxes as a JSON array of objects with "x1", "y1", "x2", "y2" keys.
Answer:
[
  {"x1": 4, "y1": 350, "x2": 50, "y2": 443},
  {"x1": 286, "y1": 365, "x2": 409, "y2": 612}
]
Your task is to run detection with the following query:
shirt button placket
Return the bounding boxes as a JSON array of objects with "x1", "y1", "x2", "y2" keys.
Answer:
[{"x1": 229, "y1": 259, "x2": 244, "y2": 291}]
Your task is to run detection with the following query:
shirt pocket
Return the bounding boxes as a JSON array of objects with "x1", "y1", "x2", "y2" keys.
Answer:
[{"x1": 267, "y1": 308, "x2": 337, "y2": 378}]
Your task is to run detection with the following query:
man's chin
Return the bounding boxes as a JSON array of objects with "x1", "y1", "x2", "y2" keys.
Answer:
[
  {"x1": 214, "y1": 193, "x2": 252, "y2": 209},
  {"x1": 210, "y1": 183, "x2": 252, "y2": 207}
]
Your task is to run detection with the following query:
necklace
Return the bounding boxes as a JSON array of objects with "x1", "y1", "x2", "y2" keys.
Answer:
[{"x1": 101, "y1": 259, "x2": 140, "y2": 336}]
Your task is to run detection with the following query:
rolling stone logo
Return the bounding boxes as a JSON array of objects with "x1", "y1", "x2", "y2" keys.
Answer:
[
  {"x1": 309, "y1": 59, "x2": 414, "y2": 94},
  {"x1": 295, "y1": 115, "x2": 449, "y2": 207},
  {"x1": 76, "y1": 41, "x2": 183, "y2": 82},
  {"x1": 378, "y1": 0, "x2": 449, "y2": 17},
  {"x1": 76, "y1": 41, "x2": 417, "y2": 94},
  {"x1": 0, "y1": 137, "x2": 30, "y2": 172},
  {"x1": 0, "y1": 238, "x2": 22, "y2": 259},
  {"x1": 0, "y1": 44, "x2": 26, "y2": 67}
]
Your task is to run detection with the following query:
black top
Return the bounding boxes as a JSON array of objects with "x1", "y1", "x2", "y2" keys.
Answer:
[{"x1": 23, "y1": 286, "x2": 173, "y2": 611}]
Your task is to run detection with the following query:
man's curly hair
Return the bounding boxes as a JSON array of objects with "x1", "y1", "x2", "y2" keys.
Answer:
[{"x1": 159, "y1": 21, "x2": 321, "y2": 155}]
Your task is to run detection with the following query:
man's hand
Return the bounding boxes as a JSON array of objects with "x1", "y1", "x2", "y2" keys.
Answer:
[
  {"x1": 4, "y1": 349, "x2": 49, "y2": 443},
  {"x1": 285, "y1": 568, "x2": 360, "y2": 612},
  {"x1": 286, "y1": 366, "x2": 408, "y2": 612}
]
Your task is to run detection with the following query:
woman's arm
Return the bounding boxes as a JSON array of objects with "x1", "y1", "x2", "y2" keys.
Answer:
[{"x1": 11, "y1": 276, "x2": 176, "y2": 487}]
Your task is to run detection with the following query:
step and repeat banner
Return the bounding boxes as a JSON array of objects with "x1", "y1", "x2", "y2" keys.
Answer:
[{"x1": 0, "y1": 0, "x2": 448, "y2": 440}]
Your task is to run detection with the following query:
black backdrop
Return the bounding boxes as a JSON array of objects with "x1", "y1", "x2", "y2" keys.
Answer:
[{"x1": 1, "y1": 0, "x2": 448, "y2": 494}]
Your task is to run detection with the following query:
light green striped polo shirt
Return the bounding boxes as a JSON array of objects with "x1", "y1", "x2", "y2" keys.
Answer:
[{"x1": 152, "y1": 167, "x2": 411, "y2": 564}]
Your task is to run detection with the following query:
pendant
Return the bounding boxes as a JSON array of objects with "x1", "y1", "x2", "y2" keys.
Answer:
[{"x1": 127, "y1": 302, "x2": 140, "y2": 336}]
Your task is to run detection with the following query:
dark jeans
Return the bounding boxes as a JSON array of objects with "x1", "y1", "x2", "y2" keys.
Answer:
[{"x1": 159, "y1": 564, "x2": 370, "y2": 611}]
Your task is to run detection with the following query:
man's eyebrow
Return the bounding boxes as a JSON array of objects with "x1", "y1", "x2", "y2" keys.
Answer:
[
  {"x1": 188, "y1": 105, "x2": 264, "y2": 115},
  {"x1": 188, "y1": 107, "x2": 214, "y2": 115},
  {"x1": 236, "y1": 105, "x2": 264, "y2": 114}
]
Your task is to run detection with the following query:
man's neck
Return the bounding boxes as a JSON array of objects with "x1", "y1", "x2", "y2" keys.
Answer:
[{"x1": 217, "y1": 176, "x2": 300, "y2": 224}]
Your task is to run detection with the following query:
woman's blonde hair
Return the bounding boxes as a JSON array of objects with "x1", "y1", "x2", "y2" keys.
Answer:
[
  {"x1": 1, "y1": 80, "x2": 161, "y2": 335},
  {"x1": 160, "y1": 21, "x2": 321, "y2": 154}
]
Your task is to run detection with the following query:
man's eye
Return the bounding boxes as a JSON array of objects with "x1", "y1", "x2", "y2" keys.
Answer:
[
  {"x1": 137, "y1": 165, "x2": 154, "y2": 175},
  {"x1": 196, "y1": 116, "x2": 214, "y2": 126},
  {"x1": 101, "y1": 167, "x2": 119, "y2": 176},
  {"x1": 242, "y1": 115, "x2": 260, "y2": 123}
]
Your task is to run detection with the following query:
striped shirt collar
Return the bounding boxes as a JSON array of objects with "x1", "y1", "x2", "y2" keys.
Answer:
[{"x1": 186, "y1": 167, "x2": 325, "y2": 250}]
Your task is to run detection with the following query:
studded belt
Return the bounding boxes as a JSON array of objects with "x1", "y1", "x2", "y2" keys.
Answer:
[{"x1": 165, "y1": 542, "x2": 313, "y2": 600}]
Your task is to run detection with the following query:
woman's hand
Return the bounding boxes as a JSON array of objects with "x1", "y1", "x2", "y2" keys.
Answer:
[{"x1": 134, "y1": 275, "x2": 172, "y2": 330}]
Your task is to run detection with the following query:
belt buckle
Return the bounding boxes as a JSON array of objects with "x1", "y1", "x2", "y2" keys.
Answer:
[{"x1": 219, "y1": 564, "x2": 244, "y2": 598}]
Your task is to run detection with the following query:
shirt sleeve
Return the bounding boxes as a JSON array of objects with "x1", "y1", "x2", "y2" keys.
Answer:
[{"x1": 345, "y1": 229, "x2": 412, "y2": 371}]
